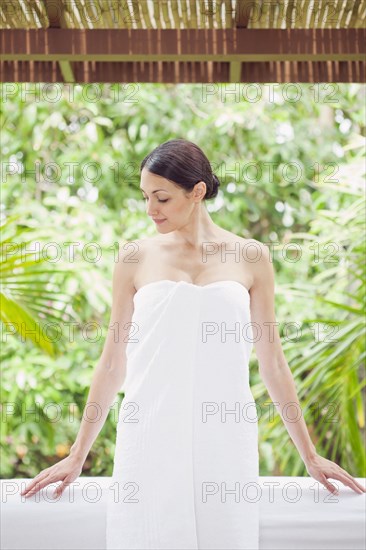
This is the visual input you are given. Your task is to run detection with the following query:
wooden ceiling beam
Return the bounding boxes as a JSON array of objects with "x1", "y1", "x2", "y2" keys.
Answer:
[
  {"x1": 42, "y1": 0, "x2": 75, "y2": 83},
  {"x1": 230, "y1": 1, "x2": 258, "y2": 81},
  {"x1": 1, "y1": 28, "x2": 364, "y2": 63},
  {"x1": 43, "y1": 0, "x2": 67, "y2": 27},
  {"x1": 235, "y1": 0, "x2": 256, "y2": 28},
  {"x1": 1, "y1": 60, "x2": 363, "y2": 83}
]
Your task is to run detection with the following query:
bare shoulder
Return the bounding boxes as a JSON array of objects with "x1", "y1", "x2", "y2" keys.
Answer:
[
  {"x1": 221, "y1": 232, "x2": 273, "y2": 287},
  {"x1": 241, "y1": 237, "x2": 274, "y2": 291},
  {"x1": 113, "y1": 239, "x2": 146, "y2": 291},
  {"x1": 117, "y1": 236, "x2": 158, "y2": 261},
  {"x1": 221, "y1": 231, "x2": 270, "y2": 262},
  {"x1": 115, "y1": 237, "x2": 162, "y2": 288},
  {"x1": 240, "y1": 237, "x2": 271, "y2": 262}
]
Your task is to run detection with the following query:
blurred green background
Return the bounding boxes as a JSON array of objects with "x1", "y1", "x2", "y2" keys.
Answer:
[{"x1": 1, "y1": 83, "x2": 365, "y2": 479}]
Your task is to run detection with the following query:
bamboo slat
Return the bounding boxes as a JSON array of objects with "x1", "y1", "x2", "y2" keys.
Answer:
[
  {"x1": 180, "y1": 0, "x2": 189, "y2": 28},
  {"x1": 101, "y1": 0, "x2": 116, "y2": 29},
  {"x1": 207, "y1": 0, "x2": 216, "y2": 28},
  {"x1": 96, "y1": 0, "x2": 105, "y2": 29},
  {"x1": 272, "y1": 1, "x2": 283, "y2": 30},
  {"x1": 129, "y1": 0, "x2": 143, "y2": 29},
  {"x1": 192, "y1": 0, "x2": 200, "y2": 28},
  {"x1": 318, "y1": 0, "x2": 328, "y2": 27},
  {"x1": 152, "y1": 0, "x2": 161, "y2": 28},
  {"x1": 308, "y1": 0, "x2": 317, "y2": 28},
  {"x1": 171, "y1": 0, "x2": 182, "y2": 27},
  {"x1": 61, "y1": 1, "x2": 73, "y2": 27},
  {"x1": 1, "y1": 0, "x2": 366, "y2": 30},
  {"x1": 349, "y1": 1, "x2": 362, "y2": 27},
  {"x1": 1, "y1": 0, "x2": 365, "y2": 83},
  {"x1": 223, "y1": 0, "x2": 232, "y2": 27},
  {"x1": 116, "y1": 0, "x2": 132, "y2": 29},
  {"x1": 30, "y1": 0, "x2": 45, "y2": 27},
  {"x1": 120, "y1": 0, "x2": 135, "y2": 30},
  {"x1": 160, "y1": 1, "x2": 171, "y2": 29},
  {"x1": 340, "y1": 0, "x2": 354, "y2": 27},
  {"x1": 73, "y1": 0, "x2": 89, "y2": 29},
  {"x1": 268, "y1": 1, "x2": 277, "y2": 27},
  {"x1": 139, "y1": 0, "x2": 152, "y2": 29}
]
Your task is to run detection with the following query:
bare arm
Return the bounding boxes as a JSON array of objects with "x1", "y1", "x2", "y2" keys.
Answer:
[
  {"x1": 68, "y1": 242, "x2": 137, "y2": 463},
  {"x1": 21, "y1": 241, "x2": 138, "y2": 498},
  {"x1": 249, "y1": 242, "x2": 317, "y2": 463},
  {"x1": 21, "y1": 241, "x2": 140, "y2": 498},
  {"x1": 249, "y1": 241, "x2": 365, "y2": 495}
]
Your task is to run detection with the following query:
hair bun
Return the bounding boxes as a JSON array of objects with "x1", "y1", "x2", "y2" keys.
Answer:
[{"x1": 213, "y1": 174, "x2": 220, "y2": 189}]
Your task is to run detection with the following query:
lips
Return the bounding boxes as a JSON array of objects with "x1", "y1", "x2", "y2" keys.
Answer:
[{"x1": 153, "y1": 218, "x2": 166, "y2": 223}]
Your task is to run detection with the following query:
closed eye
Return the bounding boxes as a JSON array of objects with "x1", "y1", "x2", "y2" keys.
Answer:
[{"x1": 142, "y1": 197, "x2": 169, "y2": 203}]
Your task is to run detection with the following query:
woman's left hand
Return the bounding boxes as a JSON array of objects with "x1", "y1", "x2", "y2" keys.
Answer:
[{"x1": 304, "y1": 454, "x2": 366, "y2": 495}]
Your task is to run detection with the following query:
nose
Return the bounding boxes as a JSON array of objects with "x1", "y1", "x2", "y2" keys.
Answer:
[{"x1": 145, "y1": 198, "x2": 158, "y2": 217}]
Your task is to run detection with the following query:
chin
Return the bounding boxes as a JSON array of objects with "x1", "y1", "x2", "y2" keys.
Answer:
[{"x1": 156, "y1": 225, "x2": 172, "y2": 233}]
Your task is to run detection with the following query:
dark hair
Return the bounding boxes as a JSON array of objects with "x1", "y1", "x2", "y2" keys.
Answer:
[{"x1": 140, "y1": 138, "x2": 220, "y2": 200}]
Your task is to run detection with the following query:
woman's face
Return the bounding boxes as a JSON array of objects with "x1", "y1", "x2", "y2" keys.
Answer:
[{"x1": 140, "y1": 167, "x2": 205, "y2": 233}]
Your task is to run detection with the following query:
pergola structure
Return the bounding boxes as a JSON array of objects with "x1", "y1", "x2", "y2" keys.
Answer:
[{"x1": 0, "y1": 0, "x2": 365, "y2": 83}]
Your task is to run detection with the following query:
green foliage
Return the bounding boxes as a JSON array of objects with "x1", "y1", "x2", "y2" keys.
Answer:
[
  {"x1": 0, "y1": 83, "x2": 365, "y2": 478},
  {"x1": 254, "y1": 177, "x2": 366, "y2": 477}
]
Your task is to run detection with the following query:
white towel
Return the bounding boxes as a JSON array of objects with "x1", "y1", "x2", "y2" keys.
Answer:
[{"x1": 106, "y1": 280, "x2": 259, "y2": 550}]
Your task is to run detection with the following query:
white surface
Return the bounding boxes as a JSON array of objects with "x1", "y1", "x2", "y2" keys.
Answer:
[
  {"x1": 1, "y1": 476, "x2": 365, "y2": 550},
  {"x1": 107, "y1": 280, "x2": 258, "y2": 549},
  {"x1": 3, "y1": 283, "x2": 365, "y2": 549}
]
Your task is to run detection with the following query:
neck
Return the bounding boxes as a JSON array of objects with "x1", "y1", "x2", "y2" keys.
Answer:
[{"x1": 170, "y1": 203, "x2": 220, "y2": 248}]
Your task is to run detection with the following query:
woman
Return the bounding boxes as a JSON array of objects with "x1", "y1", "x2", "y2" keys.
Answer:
[{"x1": 21, "y1": 139, "x2": 365, "y2": 549}]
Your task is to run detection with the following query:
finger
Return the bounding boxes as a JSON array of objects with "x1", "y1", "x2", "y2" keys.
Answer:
[
  {"x1": 342, "y1": 474, "x2": 366, "y2": 493},
  {"x1": 338, "y1": 470, "x2": 366, "y2": 493},
  {"x1": 320, "y1": 473, "x2": 339, "y2": 495},
  {"x1": 53, "y1": 478, "x2": 73, "y2": 499},
  {"x1": 21, "y1": 481, "x2": 39, "y2": 496},
  {"x1": 21, "y1": 474, "x2": 50, "y2": 497},
  {"x1": 21, "y1": 469, "x2": 52, "y2": 492},
  {"x1": 329, "y1": 472, "x2": 365, "y2": 494},
  {"x1": 346, "y1": 478, "x2": 366, "y2": 494},
  {"x1": 22, "y1": 476, "x2": 53, "y2": 498}
]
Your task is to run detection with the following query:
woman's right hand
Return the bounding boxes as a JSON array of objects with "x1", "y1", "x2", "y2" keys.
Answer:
[{"x1": 20, "y1": 454, "x2": 84, "y2": 499}]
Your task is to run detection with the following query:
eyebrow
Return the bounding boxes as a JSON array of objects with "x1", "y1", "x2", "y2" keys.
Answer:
[{"x1": 140, "y1": 188, "x2": 169, "y2": 194}]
